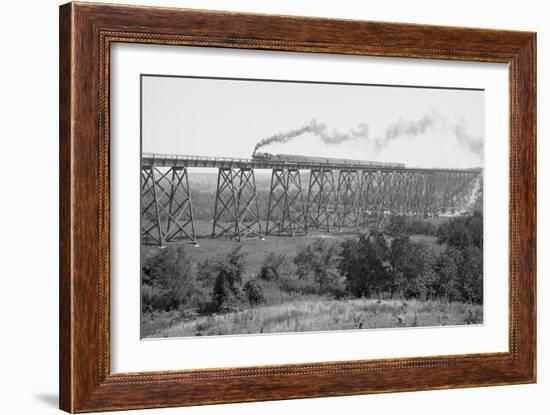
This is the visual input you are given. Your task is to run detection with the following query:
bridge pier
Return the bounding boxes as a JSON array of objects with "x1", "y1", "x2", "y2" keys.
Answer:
[
  {"x1": 305, "y1": 169, "x2": 338, "y2": 232},
  {"x1": 376, "y1": 170, "x2": 394, "y2": 227},
  {"x1": 385, "y1": 171, "x2": 401, "y2": 217},
  {"x1": 336, "y1": 169, "x2": 361, "y2": 228},
  {"x1": 441, "y1": 172, "x2": 479, "y2": 214},
  {"x1": 358, "y1": 170, "x2": 390, "y2": 227},
  {"x1": 399, "y1": 171, "x2": 416, "y2": 216},
  {"x1": 212, "y1": 167, "x2": 263, "y2": 241},
  {"x1": 404, "y1": 172, "x2": 428, "y2": 218},
  {"x1": 395, "y1": 171, "x2": 412, "y2": 215},
  {"x1": 424, "y1": 172, "x2": 437, "y2": 217},
  {"x1": 357, "y1": 170, "x2": 375, "y2": 226},
  {"x1": 266, "y1": 168, "x2": 306, "y2": 236},
  {"x1": 141, "y1": 165, "x2": 197, "y2": 246}
]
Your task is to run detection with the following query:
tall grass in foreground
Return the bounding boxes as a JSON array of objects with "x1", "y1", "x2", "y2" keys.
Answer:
[{"x1": 146, "y1": 298, "x2": 482, "y2": 338}]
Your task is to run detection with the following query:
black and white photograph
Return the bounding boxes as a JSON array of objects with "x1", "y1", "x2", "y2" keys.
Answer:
[
  {"x1": 140, "y1": 75, "x2": 484, "y2": 339},
  {"x1": 2, "y1": 0, "x2": 545, "y2": 413}
]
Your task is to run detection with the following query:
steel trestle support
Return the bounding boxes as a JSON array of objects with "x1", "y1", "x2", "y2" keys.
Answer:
[
  {"x1": 141, "y1": 157, "x2": 482, "y2": 244},
  {"x1": 141, "y1": 166, "x2": 197, "y2": 246},
  {"x1": 266, "y1": 168, "x2": 306, "y2": 236},
  {"x1": 305, "y1": 169, "x2": 338, "y2": 232},
  {"x1": 212, "y1": 168, "x2": 263, "y2": 241}
]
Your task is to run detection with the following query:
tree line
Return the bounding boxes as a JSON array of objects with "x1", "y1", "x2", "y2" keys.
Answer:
[{"x1": 141, "y1": 211, "x2": 483, "y2": 315}]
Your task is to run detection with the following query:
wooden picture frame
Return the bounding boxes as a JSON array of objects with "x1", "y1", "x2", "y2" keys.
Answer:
[{"x1": 59, "y1": 2, "x2": 536, "y2": 412}]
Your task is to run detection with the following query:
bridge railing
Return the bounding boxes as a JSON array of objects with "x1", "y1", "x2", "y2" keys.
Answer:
[
  {"x1": 142, "y1": 153, "x2": 256, "y2": 168},
  {"x1": 142, "y1": 153, "x2": 251, "y2": 163},
  {"x1": 141, "y1": 152, "x2": 483, "y2": 174}
]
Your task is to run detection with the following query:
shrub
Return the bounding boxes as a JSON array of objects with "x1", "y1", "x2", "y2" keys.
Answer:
[
  {"x1": 434, "y1": 247, "x2": 463, "y2": 301},
  {"x1": 339, "y1": 231, "x2": 390, "y2": 298},
  {"x1": 141, "y1": 285, "x2": 178, "y2": 312},
  {"x1": 387, "y1": 234, "x2": 438, "y2": 300},
  {"x1": 277, "y1": 275, "x2": 320, "y2": 296},
  {"x1": 384, "y1": 215, "x2": 436, "y2": 237},
  {"x1": 212, "y1": 247, "x2": 247, "y2": 312},
  {"x1": 259, "y1": 252, "x2": 290, "y2": 281},
  {"x1": 459, "y1": 246, "x2": 483, "y2": 304},
  {"x1": 196, "y1": 257, "x2": 222, "y2": 287},
  {"x1": 339, "y1": 231, "x2": 440, "y2": 300},
  {"x1": 437, "y1": 210, "x2": 483, "y2": 249},
  {"x1": 467, "y1": 210, "x2": 484, "y2": 249},
  {"x1": 407, "y1": 219, "x2": 437, "y2": 236},
  {"x1": 435, "y1": 212, "x2": 483, "y2": 304},
  {"x1": 243, "y1": 279, "x2": 265, "y2": 305},
  {"x1": 337, "y1": 212, "x2": 483, "y2": 303},
  {"x1": 141, "y1": 246, "x2": 199, "y2": 311},
  {"x1": 142, "y1": 246, "x2": 192, "y2": 289},
  {"x1": 400, "y1": 242, "x2": 438, "y2": 300},
  {"x1": 384, "y1": 215, "x2": 409, "y2": 237},
  {"x1": 294, "y1": 238, "x2": 341, "y2": 293}
]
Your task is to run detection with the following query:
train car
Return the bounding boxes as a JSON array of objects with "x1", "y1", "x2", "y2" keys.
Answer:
[{"x1": 252, "y1": 152, "x2": 405, "y2": 168}]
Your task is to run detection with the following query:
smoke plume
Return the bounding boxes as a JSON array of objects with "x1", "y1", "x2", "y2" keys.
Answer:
[
  {"x1": 375, "y1": 114, "x2": 436, "y2": 152},
  {"x1": 452, "y1": 121, "x2": 484, "y2": 155},
  {"x1": 374, "y1": 113, "x2": 483, "y2": 156},
  {"x1": 253, "y1": 119, "x2": 369, "y2": 153},
  {"x1": 253, "y1": 113, "x2": 483, "y2": 157}
]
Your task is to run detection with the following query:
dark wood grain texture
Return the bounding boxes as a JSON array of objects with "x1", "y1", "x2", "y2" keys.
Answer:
[
  {"x1": 59, "y1": 2, "x2": 536, "y2": 412},
  {"x1": 59, "y1": 3, "x2": 73, "y2": 411}
]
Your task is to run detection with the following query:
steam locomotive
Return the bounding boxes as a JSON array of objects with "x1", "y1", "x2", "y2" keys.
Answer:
[{"x1": 252, "y1": 152, "x2": 405, "y2": 168}]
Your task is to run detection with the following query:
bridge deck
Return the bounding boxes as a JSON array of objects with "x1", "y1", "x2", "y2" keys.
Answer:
[{"x1": 142, "y1": 153, "x2": 481, "y2": 174}]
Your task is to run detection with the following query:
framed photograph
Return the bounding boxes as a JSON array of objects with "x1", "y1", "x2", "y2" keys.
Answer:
[{"x1": 59, "y1": 2, "x2": 536, "y2": 412}]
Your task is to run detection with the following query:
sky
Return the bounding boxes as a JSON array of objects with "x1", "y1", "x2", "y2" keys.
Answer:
[{"x1": 142, "y1": 75, "x2": 484, "y2": 169}]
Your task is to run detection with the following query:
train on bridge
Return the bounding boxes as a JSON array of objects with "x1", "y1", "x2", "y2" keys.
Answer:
[{"x1": 252, "y1": 152, "x2": 405, "y2": 168}]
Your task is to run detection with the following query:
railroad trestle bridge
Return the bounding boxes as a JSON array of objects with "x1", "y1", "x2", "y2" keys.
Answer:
[{"x1": 141, "y1": 153, "x2": 481, "y2": 246}]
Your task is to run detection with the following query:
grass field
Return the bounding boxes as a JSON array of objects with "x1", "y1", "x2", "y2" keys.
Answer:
[
  {"x1": 144, "y1": 298, "x2": 482, "y2": 338},
  {"x1": 143, "y1": 220, "x2": 389, "y2": 278},
  {"x1": 140, "y1": 217, "x2": 482, "y2": 339},
  {"x1": 142, "y1": 220, "x2": 442, "y2": 279}
]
